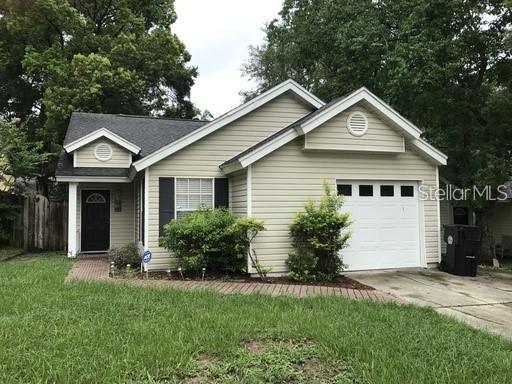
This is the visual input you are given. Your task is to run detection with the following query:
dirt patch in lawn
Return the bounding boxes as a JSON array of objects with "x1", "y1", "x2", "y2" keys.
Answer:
[
  {"x1": 180, "y1": 338, "x2": 360, "y2": 384},
  {"x1": 243, "y1": 339, "x2": 268, "y2": 354}
]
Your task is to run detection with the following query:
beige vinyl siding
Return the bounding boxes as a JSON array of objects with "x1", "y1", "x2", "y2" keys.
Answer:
[
  {"x1": 250, "y1": 139, "x2": 440, "y2": 273},
  {"x1": 305, "y1": 105, "x2": 405, "y2": 153},
  {"x1": 146, "y1": 92, "x2": 314, "y2": 270},
  {"x1": 76, "y1": 182, "x2": 135, "y2": 251},
  {"x1": 491, "y1": 203, "x2": 512, "y2": 245},
  {"x1": 74, "y1": 139, "x2": 131, "y2": 168},
  {"x1": 230, "y1": 170, "x2": 247, "y2": 216}
]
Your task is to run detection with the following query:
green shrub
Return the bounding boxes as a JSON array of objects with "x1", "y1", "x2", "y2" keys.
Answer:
[
  {"x1": 160, "y1": 208, "x2": 265, "y2": 274},
  {"x1": 286, "y1": 250, "x2": 317, "y2": 282},
  {"x1": 287, "y1": 182, "x2": 351, "y2": 281},
  {"x1": 110, "y1": 243, "x2": 140, "y2": 268},
  {"x1": 228, "y1": 216, "x2": 269, "y2": 278}
]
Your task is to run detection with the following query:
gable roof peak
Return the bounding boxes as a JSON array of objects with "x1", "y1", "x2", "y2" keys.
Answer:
[
  {"x1": 132, "y1": 78, "x2": 324, "y2": 171},
  {"x1": 63, "y1": 127, "x2": 141, "y2": 154}
]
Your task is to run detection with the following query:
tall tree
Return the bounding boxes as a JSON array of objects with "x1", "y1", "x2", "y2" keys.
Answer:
[
  {"x1": 244, "y1": 0, "x2": 512, "y2": 260},
  {"x1": 0, "y1": 0, "x2": 198, "y2": 192},
  {"x1": 0, "y1": 118, "x2": 49, "y2": 243}
]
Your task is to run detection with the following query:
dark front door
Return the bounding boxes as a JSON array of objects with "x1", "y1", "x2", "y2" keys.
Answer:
[{"x1": 81, "y1": 190, "x2": 110, "y2": 251}]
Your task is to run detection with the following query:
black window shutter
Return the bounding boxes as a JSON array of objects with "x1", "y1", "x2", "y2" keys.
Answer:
[
  {"x1": 159, "y1": 177, "x2": 175, "y2": 236},
  {"x1": 214, "y1": 178, "x2": 229, "y2": 208}
]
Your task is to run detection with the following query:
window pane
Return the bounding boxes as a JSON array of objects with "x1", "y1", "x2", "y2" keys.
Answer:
[
  {"x1": 188, "y1": 178, "x2": 200, "y2": 194},
  {"x1": 189, "y1": 194, "x2": 201, "y2": 209},
  {"x1": 359, "y1": 185, "x2": 373, "y2": 196},
  {"x1": 176, "y1": 178, "x2": 213, "y2": 212},
  {"x1": 176, "y1": 194, "x2": 189, "y2": 210},
  {"x1": 200, "y1": 194, "x2": 213, "y2": 207},
  {"x1": 401, "y1": 185, "x2": 414, "y2": 197},
  {"x1": 201, "y1": 178, "x2": 213, "y2": 194},
  {"x1": 176, "y1": 178, "x2": 188, "y2": 194},
  {"x1": 380, "y1": 185, "x2": 394, "y2": 197},
  {"x1": 337, "y1": 184, "x2": 352, "y2": 196}
]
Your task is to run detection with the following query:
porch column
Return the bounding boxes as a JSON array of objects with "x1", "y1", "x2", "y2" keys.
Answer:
[
  {"x1": 144, "y1": 168, "x2": 149, "y2": 249},
  {"x1": 67, "y1": 182, "x2": 78, "y2": 258}
]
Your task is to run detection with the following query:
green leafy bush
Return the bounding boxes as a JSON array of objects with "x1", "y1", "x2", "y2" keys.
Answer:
[
  {"x1": 110, "y1": 243, "x2": 140, "y2": 268},
  {"x1": 229, "y1": 217, "x2": 269, "y2": 278},
  {"x1": 287, "y1": 183, "x2": 351, "y2": 281},
  {"x1": 160, "y1": 208, "x2": 266, "y2": 274}
]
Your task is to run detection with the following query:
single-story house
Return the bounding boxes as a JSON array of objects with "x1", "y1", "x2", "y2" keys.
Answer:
[
  {"x1": 56, "y1": 79, "x2": 449, "y2": 273},
  {"x1": 439, "y1": 180, "x2": 512, "y2": 256}
]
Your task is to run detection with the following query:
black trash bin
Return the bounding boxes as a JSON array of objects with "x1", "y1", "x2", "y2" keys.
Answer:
[{"x1": 442, "y1": 225, "x2": 481, "y2": 277}]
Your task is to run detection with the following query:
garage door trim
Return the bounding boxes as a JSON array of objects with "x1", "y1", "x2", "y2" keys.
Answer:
[{"x1": 335, "y1": 179, "x2": 427, "y2": 270}]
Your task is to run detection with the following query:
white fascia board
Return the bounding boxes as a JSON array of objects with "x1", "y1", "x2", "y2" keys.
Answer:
[
  {"x1": 64, "y1": 128, "x2": 141, "y2": 154},
  {"x1": 55, "y1": 176, "x2": 131, "y2": 183},
  {"x1": 133, "y1": 79, "x2": 324, "y2": 172},
  {"x1": 410, "y1": 138, "x2": 448, "y2": 165},
  {"x1": 225, "y1": 100, "x2": 447, "y2": 170},
  {"x1": 299, "y1": 88, "x2": 422, "y2": 139},
  {"x1": 219, "y1": 161, "x2": 243, "y2": 175},
  {"x1": 238, "y1": 129, "x2": 300, "y2": 168}
]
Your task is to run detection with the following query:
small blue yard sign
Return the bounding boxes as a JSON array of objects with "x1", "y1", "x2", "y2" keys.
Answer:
[{"x1": 142, "y1": 250, "x2": 152, "y2": 264}]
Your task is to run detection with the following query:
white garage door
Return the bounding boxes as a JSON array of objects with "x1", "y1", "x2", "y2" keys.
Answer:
[{"x1": 338, "y1": 181, "x2": 421, "y2": 271}]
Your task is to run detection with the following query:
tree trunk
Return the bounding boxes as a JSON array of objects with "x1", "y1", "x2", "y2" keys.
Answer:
[{"x1": 475, "y1": 206, "x2": 496, "y2": 263}]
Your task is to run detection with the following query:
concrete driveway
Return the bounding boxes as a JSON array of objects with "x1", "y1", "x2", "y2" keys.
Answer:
[{"x1": 348, "y1": 269, "x2": 512, "y2": 339}]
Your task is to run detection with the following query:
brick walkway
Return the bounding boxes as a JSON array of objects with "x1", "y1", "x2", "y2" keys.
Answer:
[
  {"x1": 65, "y1": 254, "x2": 110, "y2": 282},
  {"x1": 66, "y1": 255, "x2": 397, "y2": 302}
]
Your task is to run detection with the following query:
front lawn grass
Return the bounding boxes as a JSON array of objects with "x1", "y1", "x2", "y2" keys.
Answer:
[{"x1": 0, "y1": 255, "x2": 511, "y2": 383}]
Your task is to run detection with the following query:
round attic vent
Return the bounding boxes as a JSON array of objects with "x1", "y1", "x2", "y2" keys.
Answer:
[
  {"x1": 347, "y1": 111, "x2": 368, "y2": 137},
  {"x1": 94, "y1": 143, "x2": 113, "y2": 161}
]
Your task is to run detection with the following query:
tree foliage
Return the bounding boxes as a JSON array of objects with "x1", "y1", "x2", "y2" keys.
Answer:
[
  {"x1": 0, "y1": 0, "x2": 198, "y2": 184},
  {"x1": 245, "y1": 0, "x2": 512, "y2": 259},
  {"x1": 0, "y1": 118, "x2": 49, "y2": 244},
  {"x1": 0, "y1": 119, "x2": 48, "y2": 195}
]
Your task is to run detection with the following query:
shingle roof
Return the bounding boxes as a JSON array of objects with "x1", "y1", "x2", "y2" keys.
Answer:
[
  {"x1": 55, "y1": 151, "x2": 129, "y2": 177},
  {"x1": 64, "y1": 112, "x2": 208, "y2": 157},
  {"x1": 57, "y1": 112, "x2": 207, "y2": 178}
]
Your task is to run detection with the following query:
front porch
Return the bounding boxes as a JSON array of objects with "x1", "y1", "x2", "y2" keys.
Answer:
[{"x1": 67, "y1": 181, "x2": 142, "y2": 257}]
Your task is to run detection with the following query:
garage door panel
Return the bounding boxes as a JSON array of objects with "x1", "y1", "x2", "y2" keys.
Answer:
[{"x1": 339, "y1": 181, "x2": 421, "y2": 271}]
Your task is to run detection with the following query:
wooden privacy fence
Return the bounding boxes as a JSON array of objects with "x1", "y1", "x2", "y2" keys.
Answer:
[{"x1": 10, "y1": 195, "x2": 68, "y2": 251}]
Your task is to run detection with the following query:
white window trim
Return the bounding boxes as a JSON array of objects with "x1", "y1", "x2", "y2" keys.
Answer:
[{"x1": 174, "y1": 177, "x2": 215, "y2": 219}]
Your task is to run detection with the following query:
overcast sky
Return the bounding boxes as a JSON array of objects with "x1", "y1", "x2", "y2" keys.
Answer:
[{"x1": 173, "y1": 0, "x2": 282, "y2": 117}]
